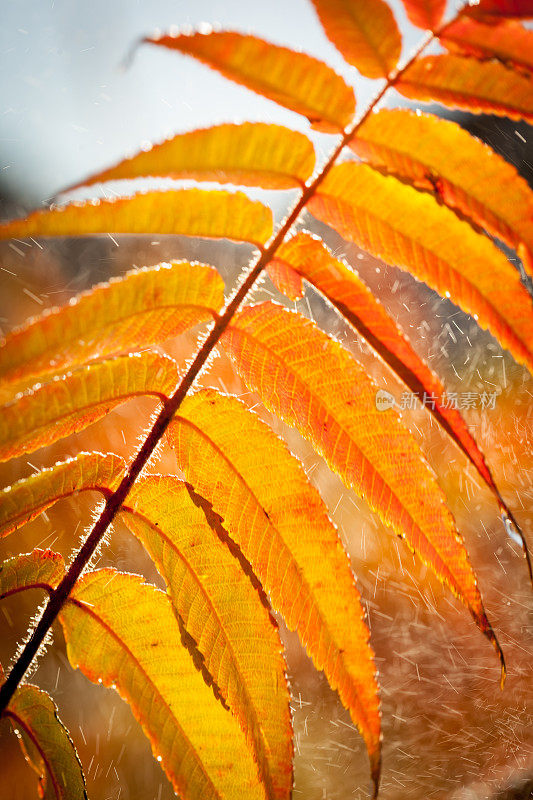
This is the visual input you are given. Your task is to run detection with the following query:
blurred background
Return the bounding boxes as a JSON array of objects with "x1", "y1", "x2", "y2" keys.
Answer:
[{"x1": 0, "y1": 1, "x2": 532, "y2": 799}]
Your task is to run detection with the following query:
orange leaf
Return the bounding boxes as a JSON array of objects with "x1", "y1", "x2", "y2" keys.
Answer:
[
  {"x1": 66, "y1": 123, "x2": 315, "y2": 192},
  {"x1": 309, "y1": 162, "x2": 533, "y2": 374},
  {"x1": 0, "y1": 189, "x2": 273, "y2": 248},
  {"x1": 167, "y1": 388, "x2": 381, "y2": 794},
  {"x1": 441, "y1": 17, "x2": 533, "y2": 75},
  {"x1": 121, "y1": 477, "x2": 292, "y2": 800},
  {"x1": 222, "y1": 302, "x2": 504, "y2": 679},
  {"x1": 350, "y1": 109, "x2": 533, "y2": 275},
  {"x1": 0, "y1": 550, "x2": 65, "y2": 599},
  {"x1": 310, "y1": 0, "x2": 401, "y2": 79},
  {"x1": 0, "y1": 261, "x2": 223, "y2": 401},
  {"x1": 0, "y1": 453, "x2": 125, "y2": 539},
  {"x1": 396, "y1": 54, "x2": 533, "y2": 123},
  {"x1": 144, "y1": 30, "x2": 355, "y2": 133},
  {"x1": 270, "y1": 232, "x2": 532, "y2": 580},
  {"x1": 400, "y1": 0, "x2": 446, "y2": 29},
  {"x1": 2, "y1": 681, "x2": 87, "y2": 800},
  {"x1": 0, "y1": 352, "x2": 178, "y2": 462},
  {"x1": 60, "y1": 570, "x2": 267, "y2": 800}
]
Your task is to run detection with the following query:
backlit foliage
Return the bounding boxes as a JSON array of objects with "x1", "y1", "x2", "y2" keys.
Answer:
[{"x1": 0, "y1": 1, "x2": 532, "y2": 798}]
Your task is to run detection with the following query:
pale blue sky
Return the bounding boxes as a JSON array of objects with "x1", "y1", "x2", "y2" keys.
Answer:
[{"x1": 1, "y1": 0, "x2": 421, "y2": 202}]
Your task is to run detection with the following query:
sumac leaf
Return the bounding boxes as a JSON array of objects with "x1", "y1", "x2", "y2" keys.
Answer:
[
  {"x1": 0, "y1": 189, "x2": 273, "y2": 248},
  {"x1": 309, "y1": 162, "x2": 533, "y2": 374},
  {"x1": 350, "y1": 109, "x2": 533, "y2": 275},
  {"x1": 66, "y1": 123, "x2": 315, "y2": 192},
  {"x1": 60, "y1": 569, "x2": 267, "y2": 800},
  {"x1": 145, "y1": 29, "x2": 355, "y2": 132},
  {"x1": 167, "y1": 388, "x2": 381, "y2": 794},
  {"x1": 310, "y1": 0, "x2": 402, "y2": 79},
  {"x1": 441, "y1": 17, "x2": 533, "y2": 75},
  {"x1": 0, "y1": 550, "x2": 65, "y2": 598},
  {"x1": 2, "y1": 682, "x2": 86, "y2": 800},
  {"x1": 0, "y1": 352, "x2": 178, "y2": 462},
  {"x1": 222, "y1": 302, "x2": 505, "y2": 679},
  {"x1": 396, "y1": 54, "x2": 533, "y2": 123},
  {"x1": 121, "y1": 477, "x2": 292, "y2": 800},
  {"x1": 0, "y1": 453, "x2": 125, "y2": 539},
  {"x1": 0, "y1": 261, "x2": 223, "y2": 400},
  {"x1": 401, "y1": 0, "x2": 446, "y2": 29}
]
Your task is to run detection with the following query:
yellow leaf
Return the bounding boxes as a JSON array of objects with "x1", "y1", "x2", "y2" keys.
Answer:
[
  {"x1": 67, "y1": 123, "x2": 315, "y2": 192},
  {"x1": 0, "y1": 352, "x2": 178, "y2": 462},
  {"x1": 167, "y1": 388, "x2": 381, "y2": 793},
  {"x1": 350, "y1": 109, "x2": 533, "y2": 274},
  {"x1": 121, "y1": 476, "x2": 292, "y2": 800},
  {"x1": 145, "y1": 30, "x2": 355, "y2": 133},
  {"x1": 0, "y1": 453, "x2": 125, "y2": 539},
  {"x1": 0, "y1": 550, "x2": 65, "y2": 599},
  {"x1": 0, "y1": 261, "x2": 223, "y2": 401},
  {"x1": 310, "y1": 0, "x2": 401, "y2": 78},
  {"x1": 2, "y1": 682, "x2": 87, "y2": 800},
  {"x1": 221, "y1": 303, "x2": 504, "y2": 677},
  {"x1": 309, "y1": 162, "x2": 533, "y2": 374},
  {"x1": 60, "y1": 569, "x2": 267, "y2": 800},
  {"x1": 396, "y1": 54, "x2": 533, "y2": 123},
  {"x1": 0, "y1": 189, "x2": 273, "y2": 248}
]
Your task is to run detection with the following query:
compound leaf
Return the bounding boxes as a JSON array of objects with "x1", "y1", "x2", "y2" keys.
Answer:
[
  {"x1": 60, "y1": 569, "x2": 267, "y2": 800},
  {"x1": 144, "y1": 30, "x2": 355, "y2": 133},
  {"x1": 396, "y1": 54, "x2": 533, "y2": 123},
  {"x1": 309, "y1": 162, "x2": 533, "y2": 374},
  {"x1": 67, "y1": 123, "x2": 315, "y2": 192},
  {"x1": 167, "y1": 388, "x2": 381, "y2": 794},
  {"x1": 310, "y1": 0, "x2": 401, "y2": 79},
  {"x1": 0, "y1": 261, "x2": 222, "y2": 402},
  {"x1": 0, "y1": 189, "x2": 273, "y2": 249},
  {"x1": 222, "y1": 302, "x2": 504, "y2": 678},
  {"x1": 121, "y1": 477, "x2": 292, "y2": 800},
  {"x1": 0, "y1": 352, "x2": 178, "y2": 462},
  {"x1": 350, "y1": 109, "x2": 533, "y2": 275},
  {"x1": 2, "y1": 681, "x2": 86, "y2": 800}
]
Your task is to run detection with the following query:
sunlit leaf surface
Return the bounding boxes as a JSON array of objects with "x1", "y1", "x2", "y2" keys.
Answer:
[
  {"x1": 68, "y1": 123, "x2": 315, "y2": 191},
  {"x1": 0, "y1": 261, "x2": 223, "y2": 401},
  {"x1": 2, "y1": 682, "x2": 87, "y2": 799},
  {"x1": 167, "y1": 388, "x2": 381, "y2": 792},
  {"x1": 396, "y1": 54, "x2": 533, "y2": 122},
  {"x1": 121, "y1": 477, "x2": 293, "y2": 800},
  {"x1": 400, "y1": 0, "x2": 446, "y2": 29},
  {"x1": 222, "y1": 303, "x2": 504, "y2": 676},
  {"x1": 145, "y1": 30, "x2": 355, "y2": 132},
  {"x1": 0, "y1": 550, "x2": 65, "y2": 598},
  {"x1": 0, "y1": 189, "x2": 273, "y2": 248},
  {"x1": 441, "y1": 16, "x2": 533, "y2": 74},
  {"x1": 0, "y1": 453, "x2": 125, "y2": 539},
  {"x1": 60, "y1": 569, "x2": 268, "y2": 800},
  {"x1": 0, "y1": 352, "x2": 178, "y2": 462},
  {"x1": 309, "y1": 162, "x2": 533, "y2": 374},
  {"x1": 310, "y1": 0, "x2": 401, "y2": 78},
  {"x1": 350, "y1": 109, "x2": 533, "y2": 274}
]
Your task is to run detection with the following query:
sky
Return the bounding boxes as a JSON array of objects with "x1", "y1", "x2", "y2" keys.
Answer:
[{"x1": 0, "y1": 0, "x2": 416, "y2": 203}]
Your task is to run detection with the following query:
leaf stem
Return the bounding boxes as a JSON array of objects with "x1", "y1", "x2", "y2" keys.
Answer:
[{"x1": 0, "y1": 11, "x2": 456, "y2": 722}]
